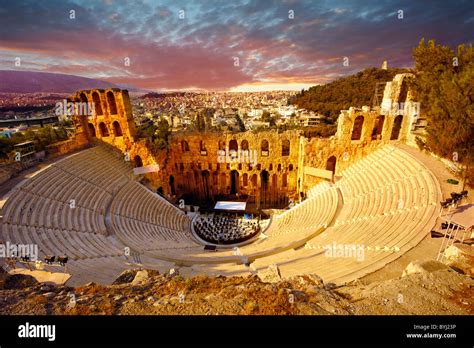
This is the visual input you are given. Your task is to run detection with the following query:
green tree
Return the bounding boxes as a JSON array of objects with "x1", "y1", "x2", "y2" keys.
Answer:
[
  {"x1": 261, "y1": 111, "x2": 271, "y2": 122},
  {"x1": 411, "y1": 39, "x2": 474, "y2": 188},
  {"x1": 235, "y1": 114, "x2": 246, "y2": 132},
  {"x1": 289, "y1": 67, "x2": 408, "y2": 121},
  {"x1": 154, "y1": 118, "x2": 171, "y2": 149}
]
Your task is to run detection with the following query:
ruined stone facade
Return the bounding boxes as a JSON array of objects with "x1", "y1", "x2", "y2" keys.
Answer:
[
  {"x1": 70, "y1": 88, "x2": 137, "y2": 153},
  {"x1": 161, "y1": 130, "x2": 302, "y2": 207},
  {"x1": 70, "y1": 73, "x2": 419, "y2": 208}
]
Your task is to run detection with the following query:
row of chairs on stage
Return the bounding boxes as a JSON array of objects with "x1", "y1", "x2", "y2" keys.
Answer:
[{"x1": 194, "y1": 213, "x2": 261, "y2": 244}]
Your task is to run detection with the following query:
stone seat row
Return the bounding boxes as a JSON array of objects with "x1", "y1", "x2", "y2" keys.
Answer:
[
  {"x1": 250, "y1": 146, "x2": 441, "y2": 284},
  {"x1": 1, "y1": 223, "x2": 124, "y2": 261},
  {"x1": 3, "y1": 190, "x2": 106, "y2": 234},
  {"x1": 111, "y1": 182, "x2": 190, "y2": 231}
]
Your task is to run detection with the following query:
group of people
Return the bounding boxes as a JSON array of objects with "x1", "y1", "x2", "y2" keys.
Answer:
[
  {"x1": 194, "y1": 213, "x2": 261, "y2": 244},
  {"x1": 440, "y1": 190, "x2": 468, "y2": 209}
]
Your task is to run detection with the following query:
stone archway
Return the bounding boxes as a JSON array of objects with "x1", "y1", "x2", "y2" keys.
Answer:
[
  {"x1": 390, "y1": 115, "x2": 403, "y2": 140},
  {"x1": 230, "y1": 170, "x2": 239, "y2": 195},
  {"x1": 261, "y1": 139, "x2": 269, "y2": 156},
  {"x1": 169, "y1": 175, "x2": 175, "y2": 195},
  {"x1": 371, "y1": 115, "x2": 385, "y2": 140},
  {"x1": 79, "y1": 93, "x2": 89, "y2": 116},
  {"x1": 133, "y1": 155, "x2": 143, "y2": 168},
  {"x1": 351, "y1": 115, "x2": 364, "y2": 140},
  {"x1": 92, "y1": 91, "x2": 103, "y2": 115},
  {"x1": 229, "y1": 139, "x2": 238, "y2": 152},
  {"x1": 88, "y1": 123, "x2": 96, "y2": 137},
  {"x1": 202, "y1": 170, "x2": 210, "y2": 200},
  {"x1": 112, "y1": 121, "x2": 123, "y2": 137},
  {"x1": 260, "y1": 170, "x2": 269, "y2": 206},
  {"x1": 99, "y1": 122, "x2": 109, "y2": 137},
  {"x1": 281, "y1": 139, "x2": 290, "y2": 156},
  {"x1": 181, "y1": 140, "x2": 190, "y2": 152},
  {"x1": 107, "y1": 91, "x2": 118, "y2": 115},
  {"x1": 326, "y1": 155, "x2": 337, "y2": 174}
]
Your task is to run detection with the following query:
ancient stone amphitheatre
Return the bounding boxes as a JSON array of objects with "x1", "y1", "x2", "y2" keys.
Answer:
[{"x1": 0, "y1": 74, "x2": 472, "y2": 315}]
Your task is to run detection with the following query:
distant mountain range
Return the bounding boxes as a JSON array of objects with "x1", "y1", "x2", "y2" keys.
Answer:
[{"x1": 0, "y1": 70, "x2": 149, "y2": 93}]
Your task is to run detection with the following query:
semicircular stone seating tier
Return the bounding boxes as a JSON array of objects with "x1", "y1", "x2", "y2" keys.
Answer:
[
  {"x1": 1, "y1": 144, "x2": 441, "y2": 285},
  {"x1": 109, "y1": 179, "x2": 339, "y2": 264},
  {"x1": 0, "y1": 146, "x2": 175, "y2": 285},
  {"x1": 250, "y1": 145, "x2": 442, "y2": 285}
]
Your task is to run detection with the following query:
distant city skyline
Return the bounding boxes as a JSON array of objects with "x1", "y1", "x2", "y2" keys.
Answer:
[{"x1": 1, "y1": 0, "x2": 473, "y2": 92}]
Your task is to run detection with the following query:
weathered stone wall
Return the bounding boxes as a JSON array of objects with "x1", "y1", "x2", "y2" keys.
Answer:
[
  {"x1": 160, "y1": 130, "x2": 302, "y2": 207},
  {"x1": 45, "y1": 138, "x2": 88, "y2": 157},
  {"x1": 70, "y1": 88, "x2": 137, "y2": 153},
  {"x1": 70, "y1": 73, "x2": 420, "y2": 207}
]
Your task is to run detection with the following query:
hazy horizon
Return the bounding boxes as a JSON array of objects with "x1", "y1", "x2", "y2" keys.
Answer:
[{"x1": 1, "y1": 0, "x2": 473, "y2": 92}]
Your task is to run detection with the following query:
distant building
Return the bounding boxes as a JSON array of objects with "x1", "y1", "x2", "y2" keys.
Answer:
[
  {"x1": 13, "y1": 141, "x2": 37, "y2": 168},
  {"x1": 300, "y1": 113, "x2": 326, "y2": 127}
]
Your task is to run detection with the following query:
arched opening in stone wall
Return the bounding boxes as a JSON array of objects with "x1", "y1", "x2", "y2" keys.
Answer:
[
  {"x1": 79, "y1": 92, "x2": 92, "y2": 116},
  {"x1": 326, "y1": 155, "x2": 337, "y2": 174},
  {"x1": 92, "y1": 92, "x2": 103, "y2": 115},
  {"x1": 80, "y1": 92, "x2": 88, "y2": 103},
  {"x1": 218, "y1": 141, "x2": 226, "y2": 151},
  {"x1": 261, "y1": 140, "x2": 269, "y2": 156},
  {"x1": 133, "y1": 155, "x2": 143, "y2": 168},
  {"x1": 260, "y1": 170, "x2": 269, "y2": 206},
  {"x1": 88, "y1": 123, "x2": 96, "y2": 137},
  {"x1": 272, "y1": 174, "x2": 278, "y2": 201},
  {"x1": 398, "y1": 80, "x2": 409, "y2": 103},
  {"x1": 229, "y1": 139, "x2": 238, "y2": 152},
  {"x1": 99, "y1": 122, "x2": 109, "y2": 137},
  {"x1": 202, "y1": 170, "x2": 210, "y2": 200},
  {"x1": 390, "y1": 115, "x2": 403, "y2": 140},
  {"x1": 229, "y1": 139, "x2": 238, "y2": 161},
  {"x1": 241, "y1": 140, "x2": 249, "y2": 152},
  {"x1": 169, "y1": 175, "x2": 175, "y2": 195},
  {"x1": 107, "y1": 91, "x2": 118, "y2": 115},
  {"x1": 282, "y1": 173, "x2": 288, "y2": 188},
  {"x1": 243, "y1": 173, "x2": 248, "y2": 187},
  {"x1": 220, "y1": 173, "x2": 227, "y2": 193},
  {"x1": 230, "y1": 170, "x2": 239, "y2": 195},
  {"x1": 371, "y1": 115, "x2": 385, "y2": 140},
  {"x1": 212, "y1": 172, "x2": 218, "y2": 187},
  {"x1": 351, "y1": 115, "x2": 364, "y2": 140},
  {"x1": 251, "y1": 174, "x2": 258, "y2": 187},
  {"x1": 112, "y1": 121, "x2": 123, "y2": 136},
  {"x1": 282, "y1": 139, "x2": 290, "y2": 156},
  {"x1": 181, "y1": 140, "x2": 190, "y2": 152}
]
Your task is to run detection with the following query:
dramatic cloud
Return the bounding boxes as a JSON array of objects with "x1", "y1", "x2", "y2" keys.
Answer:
[{"x1": 1, "y1": 0, "x2": 473, "y2": 91}]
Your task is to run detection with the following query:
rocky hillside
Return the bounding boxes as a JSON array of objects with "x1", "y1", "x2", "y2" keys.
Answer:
[
  {"x1": 289, "y1": 67, "x2": 408, "y2": 122},
  {"x1": 0, "y1": 252, "x2": 472, "y2": 315}
]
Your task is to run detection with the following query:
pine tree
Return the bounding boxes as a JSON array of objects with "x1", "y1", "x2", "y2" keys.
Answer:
[{"x1": 411, "y1": 39, "x2": 474, "y2": 188}]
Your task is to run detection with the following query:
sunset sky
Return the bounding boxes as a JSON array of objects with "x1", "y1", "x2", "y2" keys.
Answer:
[{"x1": 1, "y1": 0, "x2": 473, "y2": 91}]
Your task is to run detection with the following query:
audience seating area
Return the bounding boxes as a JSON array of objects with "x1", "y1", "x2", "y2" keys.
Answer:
[
  {"x1": 1, "y1": 144, "x2": 441, "y2": 286},
  {"x1": 130, "y1": 179, "x2": 339, "y2": 263},
  {"x1": 0, "y1": 147, "x2": 152, "y2": 285},
  {"x1": 109, "y1": 181, "x2": 196, "y2": 253},
  {"x1": 250, "y1": 145, "x2": 441, "y2": 284}
]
